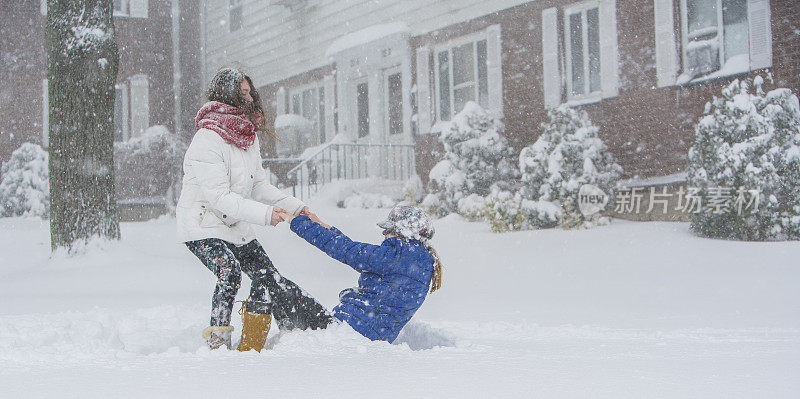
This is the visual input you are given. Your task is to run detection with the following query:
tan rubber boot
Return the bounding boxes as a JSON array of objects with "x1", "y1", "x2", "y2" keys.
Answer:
[{"x1": 236, "y1": 303, "x2": 272, "y2": 352}]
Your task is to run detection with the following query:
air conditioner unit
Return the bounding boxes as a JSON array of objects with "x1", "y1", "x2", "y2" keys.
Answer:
[
  {"x1": 271, "y1": 0, "x2": 307, "y2": 11},
  {"x1": 684, "y1": 38, "x2": 720, "y2": 79}
]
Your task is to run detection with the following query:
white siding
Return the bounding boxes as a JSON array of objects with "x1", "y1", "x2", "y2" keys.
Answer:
[{"x1": 203, "y1": 0, "x2": 536, "y2": 86}]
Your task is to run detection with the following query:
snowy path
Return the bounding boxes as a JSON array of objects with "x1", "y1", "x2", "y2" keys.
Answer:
[{"x1": 0, "y1": 208, "x2": 798, "y2": 398}]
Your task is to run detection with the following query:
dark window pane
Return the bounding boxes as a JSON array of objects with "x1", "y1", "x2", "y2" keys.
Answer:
[
  {"x1": 569, "y1": 12, "x2": 585, "y2": 96},
  {"x1": 291, "y1": 94, "x2": 300, "y2": 114},
  {"x1": 357, "y1": 83, "x2": 369, "y2": 138},
  {"x1": 477, "y1": 39, "x2": 488, "y2": 108},
  {"x1": 587, "y1": 8, "x2": 601, "y2": 93},
  {"x1": 452, "y1": 43, "x2": 475, "y2": 87},
  {"x1": 438, "y1": 51, "x2": 450, "y2": 121},
  {"x1": 687, "y1": 0, "x2": 718, "y2": 37},
  {"x1": 302, "y1": 89, "x2": 316, "y2": 121},
  {"x1": 453, "y1": 87, "x2": 473, "y2": 114},
  {"x1": 723, "y1": 0, "x2": 749, "y2": 62},
  {"x1": 388, "y1": 73, "x2": 403, "y2": 135},
  {"x1": 230, "y1": 6, "x2": 242, "y2": 32}
]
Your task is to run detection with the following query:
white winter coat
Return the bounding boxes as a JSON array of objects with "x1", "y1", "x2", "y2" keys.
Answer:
[{"x1": 176, "y1": 128, "x2": 304, "y2": 244}]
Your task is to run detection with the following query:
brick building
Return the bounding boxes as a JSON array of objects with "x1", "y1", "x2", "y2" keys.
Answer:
[
  {"x1": 202, "y1": 0, "x2": 798, "y2": 189},
  {"x1": 0, "y1": 0, "x2": 204, "y2": 165}
]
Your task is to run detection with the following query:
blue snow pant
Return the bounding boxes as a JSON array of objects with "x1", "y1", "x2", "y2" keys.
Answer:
[{"x1": 185, "y1": 238, "x2": 333, "y2": 330}]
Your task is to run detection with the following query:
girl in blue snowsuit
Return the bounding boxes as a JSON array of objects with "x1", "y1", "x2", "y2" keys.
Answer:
[{"x1": 280, "y1": 205, "x2": 443, "y2": 343}]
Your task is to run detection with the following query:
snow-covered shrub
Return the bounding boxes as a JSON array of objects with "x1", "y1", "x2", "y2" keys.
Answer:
[
  {"x1": 424, "y1": 102, "x2": 518, "y2": 216},
  {"x1": 482, "y1": 189, "x2": 562, "y2": 233},
  {"x1": 517, "y1": 105, "x2": 622, "y2": 229},
  {"x1": 687, "y1": 76, "x2": 800, "y2": 241},
  {"x1": 114, "y1": 126, "x2": 188, "y2": 209},
  {"x1": 0, "y1": 143, "x2": 49, "y2": 218},
  {"x1": 457, "y1": 193, "x2": 485, "y2": 222},
  {"x1": 402, "y1": 174, "x2": 425, "y2": 204}
]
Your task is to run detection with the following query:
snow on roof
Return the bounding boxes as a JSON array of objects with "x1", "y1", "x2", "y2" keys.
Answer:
[{"x1": 325, "y1": 22, "x2": 410, "y2": 57}]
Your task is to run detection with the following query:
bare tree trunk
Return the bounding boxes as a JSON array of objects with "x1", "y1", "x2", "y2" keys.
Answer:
[{"x1": 46, "y1": 0, "x2": 120, "y2": 251}]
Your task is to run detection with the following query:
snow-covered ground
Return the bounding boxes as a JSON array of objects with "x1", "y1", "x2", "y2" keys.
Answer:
[{"x1": 1, "y1": 203, "x2": 799, "y2": 398}]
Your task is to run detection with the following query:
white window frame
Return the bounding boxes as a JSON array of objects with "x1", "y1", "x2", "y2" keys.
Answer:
[
  {"x1": 563, "y1": 0, "x2": 602, "y2": 105},
  {"x1": 289, "y1": 82, "x2": 325, "y2": 145},
  {"x1": 678, "y1": 0, "x2": 756, "y2": 84},
  {"x1": 114, "y1": 81, "x2": 131, "y2": 143},
  {"x1": 129, "y1": 74, "x2": 149, "y2": 138},
  {"x1": 228, "y1": 0, "x2": 243, "y2": 32},
  {"x1": 433, "y1": 30, "x2": 489, "y2": 122},
  {"x1": 114, "y1": 0, "x2": 130, "y2": 17}
]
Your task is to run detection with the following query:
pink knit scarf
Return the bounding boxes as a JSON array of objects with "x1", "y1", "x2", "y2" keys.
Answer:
[{"x1": 195, "y1": 101, "x2": 262, "y2": 149}]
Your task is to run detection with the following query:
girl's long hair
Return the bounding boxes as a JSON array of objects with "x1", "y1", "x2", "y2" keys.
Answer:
[
  {"x1": 423, "y1": 242, "x2": 443, "y2": 293},
  {"x1": 206, "y1": 68, "x2": 277, "y2": 141}
]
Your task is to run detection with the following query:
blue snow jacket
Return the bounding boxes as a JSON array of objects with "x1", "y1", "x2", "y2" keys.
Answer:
[{"x1": 290, "y1": 215, "x2": 434, "y2": 342}]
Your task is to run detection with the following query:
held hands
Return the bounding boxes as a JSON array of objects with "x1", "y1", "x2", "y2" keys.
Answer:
[
  {"x1": 270, "y1": 207, "x2": 286, "y2": 226},
  {"x1": 271, "y1": 206, "x2": 328, "y2": 227},
  {"x1": 278, "y1": 206, "x2": 330, "y2": 228}
]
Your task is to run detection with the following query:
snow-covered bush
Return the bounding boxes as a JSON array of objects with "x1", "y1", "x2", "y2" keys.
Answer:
[
  {"x1": 114, "y1": 126, "x2": 188, "y2": 209},
  {"x1": 402, "y1": 174, "x2": 425, "y2": 204},
  {"x1": 516, "y1": 105, "x2": 622, "y2": 229},
  {"x1": 424, "y1": 102, "x2": 518, "y2": 216},
  {"x1": 0, "y1": 143, "x2": 49, "y2": 218},
  {"x1": 687, "y1": 76, "x2": 800, "y2": 241},
  {"x1": 482, "y1": 188, "x2": 562, "y2": 232},
  {"x1": 457, "y1": 194, "x2": 486, "y2": 222}
]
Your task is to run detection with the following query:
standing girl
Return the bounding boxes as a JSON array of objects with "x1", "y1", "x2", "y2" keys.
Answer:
[{"x1": 177, "y1": 68, "x2": 330, "y2": 351}]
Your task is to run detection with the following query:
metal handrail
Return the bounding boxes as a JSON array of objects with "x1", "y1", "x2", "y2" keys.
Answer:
[{"x1": 278, "y1": 142, "x2": 416, "y2": 200}]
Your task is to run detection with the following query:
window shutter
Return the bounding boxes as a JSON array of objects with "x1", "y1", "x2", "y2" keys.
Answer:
[
  {"x1": 486, "y1": 24, "x2": 503, "y2": 117},
  {"x1": 599, "y1": 0, "x2": 619, "y2": 98},
  {"x1": 748, "y1": 0, "x2": 772, "y2": 70},
  {"x1": 276, "y1": 86, "x2": 286, "y2": 116},
  {"x1": 542, "y1": 7, "x2": 561, "y2": 108},
  {"x1": 415, "y1": 46, "x2": 432, "y2": 134},
  {"x1": 654, "y1": 0, "x2": 677, "y2": 87},
  {"x1": 42, "y1": 79, "x2": 49, "y2": 148},
  {"x1": 130, "y1": 0, "x2": 148, "y2": 18},
  {"x1": 324, "y1": 75, "x2": 336, "y2": 140},
  {"x1": 129, "y1": 74, "x2": 150, "y2": 137}
]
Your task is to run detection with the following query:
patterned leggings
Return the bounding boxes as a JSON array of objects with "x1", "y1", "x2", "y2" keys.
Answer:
[{"x1": 186, "y1": 238, "x2": 333, "y2": 330}]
